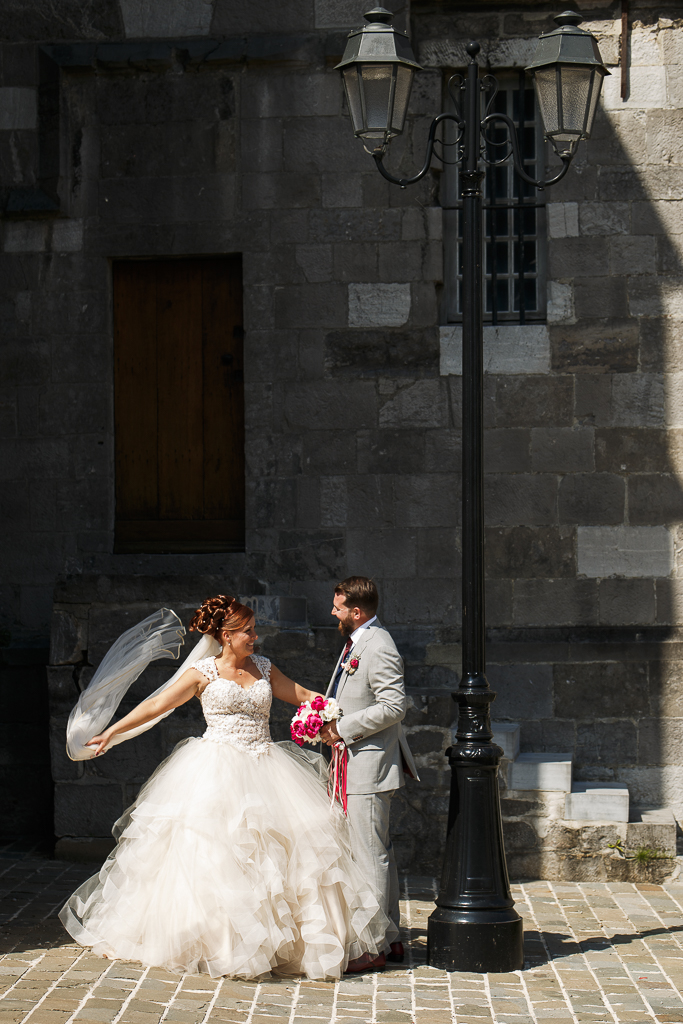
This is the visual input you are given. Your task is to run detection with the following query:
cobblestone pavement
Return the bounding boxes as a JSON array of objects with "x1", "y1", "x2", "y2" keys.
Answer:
[{"x1": 3, "y1": 843, "x2": 683, "y2": 1023}]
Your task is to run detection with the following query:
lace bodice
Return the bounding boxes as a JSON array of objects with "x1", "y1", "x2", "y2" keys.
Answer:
[{"x1": 194, "y1": 655, "x2": 272, "y2": 757}]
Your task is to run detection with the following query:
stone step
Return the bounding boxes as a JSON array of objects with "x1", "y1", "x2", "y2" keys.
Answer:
[
  {"x1": 565, "y1": 782, "x2": 629, "y2": 822},
  {"x1": 492, "y1": 721, "x2": 520, "y2": 761},
  {"x1": 509, "y1": 753, "x2": 573, "y2": 792}
]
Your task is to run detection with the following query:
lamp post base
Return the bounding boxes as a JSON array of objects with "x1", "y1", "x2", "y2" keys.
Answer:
[{"x1": 427, "y1": 908, "x2": 524, "y2": 973}]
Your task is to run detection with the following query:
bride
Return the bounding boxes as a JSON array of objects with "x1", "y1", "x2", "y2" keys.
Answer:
[{"x1": 59, "y1": 594, "x2": 396, "y2": 980}]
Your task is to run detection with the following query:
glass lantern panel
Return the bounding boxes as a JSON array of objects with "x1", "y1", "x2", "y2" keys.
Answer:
[
  {"x1": 391, "y1": 64, "x2": 414, "y2": 132},
  {"x1": 342, "y1": 67, "x2": 364, "y2": 134},
  {"x1": 584, "y1": 68, "x2": 604, "y2": 137},
  {"x1": 533, "y1": 67, "x2": 559, "y2": 134},
  {"x1": 360, "y1": 64, "x2": 395, "y2": 133},
  {"x1": 558, "y1": 65, "x2": 593, "y2": 134}
]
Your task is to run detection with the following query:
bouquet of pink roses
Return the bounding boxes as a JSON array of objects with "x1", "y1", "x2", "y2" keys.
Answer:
[{"x1": 290, "y1": 695, "x2": 342, "y2": 747}]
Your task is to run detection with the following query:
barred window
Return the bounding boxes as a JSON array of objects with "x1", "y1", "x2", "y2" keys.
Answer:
[{"x1": 441, "y1": 69, "x2": 547, "y2": 325}]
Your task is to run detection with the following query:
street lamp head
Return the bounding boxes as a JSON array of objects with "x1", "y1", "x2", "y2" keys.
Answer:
[
  {"x1": 526, "y1": 10, "x2": 610, "y2": 159},
  {"x1": 335, "y1": 7, "x2": 422, "y2": 149}
]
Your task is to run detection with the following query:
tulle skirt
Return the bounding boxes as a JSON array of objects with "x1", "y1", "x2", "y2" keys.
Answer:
[{"x1": 59, "y1": 737, "x2": 394, "y2": 980}]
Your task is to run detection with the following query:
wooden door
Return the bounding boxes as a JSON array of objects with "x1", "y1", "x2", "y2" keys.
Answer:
[{"x1": 113, "y1": 257, "x2": 244, "y2": 552}]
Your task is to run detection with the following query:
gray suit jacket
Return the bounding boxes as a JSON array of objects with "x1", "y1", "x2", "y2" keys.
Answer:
[{"x1": 325, "y1": 620, "x2": 420, "y2": 795}]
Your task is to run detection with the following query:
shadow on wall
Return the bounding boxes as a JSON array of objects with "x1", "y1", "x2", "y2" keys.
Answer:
[{"x1": 480, "y1": 59, "x2": 683, "y2": 819}]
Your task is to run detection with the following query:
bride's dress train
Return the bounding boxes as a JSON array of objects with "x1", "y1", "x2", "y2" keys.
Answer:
[{"x1": 59, "y1": 654, "x2": 394, "y2": 980}]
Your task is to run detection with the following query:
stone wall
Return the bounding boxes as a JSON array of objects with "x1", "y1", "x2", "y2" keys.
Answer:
[{"x1": 2, "y1": 0, "x2": 683, "y2": 864}]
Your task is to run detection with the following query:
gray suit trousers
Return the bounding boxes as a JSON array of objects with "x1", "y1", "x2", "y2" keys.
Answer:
[{"x1": 346, "y1": 791, "x2": 400, "y2": 948}]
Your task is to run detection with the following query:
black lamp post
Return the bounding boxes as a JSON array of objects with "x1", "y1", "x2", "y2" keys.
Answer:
[{"x1": 337, "y1": 9, "x2": 609, "y2": 973}]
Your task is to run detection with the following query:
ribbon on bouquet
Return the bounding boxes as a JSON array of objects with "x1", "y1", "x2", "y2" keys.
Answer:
[{"x1": 328, "y1": 742, "x2": 348, "y2": 815}]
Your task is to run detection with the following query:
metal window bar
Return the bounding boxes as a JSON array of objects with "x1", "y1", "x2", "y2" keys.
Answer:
[{"x1": 441, "y1": 70, "x2": 547, "y2": 325}]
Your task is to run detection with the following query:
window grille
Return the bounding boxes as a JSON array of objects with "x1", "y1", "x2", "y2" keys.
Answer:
[{"x1": 441, "y1": 69, "x2": 547, "y2": 325}]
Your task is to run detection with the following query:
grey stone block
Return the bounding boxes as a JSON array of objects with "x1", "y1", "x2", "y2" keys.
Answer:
[
  {"x1": 485, "y1": 474, "x2": 558, "y2": 527},
  {"x1": 520, "y1": 718, "x2": 576, "y2": 755},
  {"x1": 245, "y1": 433, "x2": 302, "y2": 478},
  {"x1": 483, "y1": 429, "x2": 531, "y2": 473},
  {"x1": 610, "y1": 235, "x2": 656, "y2": 276},
  {"x1": 652, "y1": 662, "x2": 683, "y2": 718},
  {"x1": 383, "y1": 577, "x2": 460, "y2": 626},
  {"x1": 119, "y1": 0, "x2": 213, "y2": 36},
  {"x1": 240, "y1": 118, "x2": 283, "y2": 174},
  {"x1": 510, "y1": 753, "x2": 573, "y2": 793},
  {"x1": 325, "y1": 328, "x2": 439, "y2": 378},
  {"x1": 513, "y1": 579, "x2": 598, "y2": 627},
  {"x1": 274, "y1": 283, "x2": 346, "y2": 329},
  {"x1": 308, "y1": 208, "x2": 402, "y2": 245},
  {"x1": 554, "y1": 661, "x2": 647, "y2": 718},
  {"x1": 486, "y1": 663, "x2": 553, "y2": 719},
  {"x1": 0, "y1": 337, "x2": 49, "y2": 385},
  {"x1": 100, "y1": 174, "x2": 236, "y2": 225},
  {"x1": 346, "y1": 528, "x2": 417, "y2": 579},
  {"x1": 595, "y1": 428, "x2": 668, "y2": 473},
  {"x1": 492, "y1": 376, "x2": 573, "y2": 428},
  {"x1": 558, "y1": 473, "x2": 625, "y2": 526},
  {"x1": 485, "y1": 526, "x2": 576, "y2": 579},
  {"x1": 579, "y1": 202, "x2": 631, "y2": 236},
  {"x1": 598, "y1": 579, "x2": 656, "y2": 625},
  {"x1": 531, "y1": 428, "x2": 594, "y2": 473},
  {"x1": 629, "y1": 475, "x2": 683, "y2": 525},
  {"x1": 246, "y1": 478, "x2": 297, "y2": 529},
  {"x1": 424, "y1": 429, "x2": 461, "y2": 473},
  {"x1": 244, "y1": 168, "x2": 325, "y2": 210},
  {"x1": 357, "y1": 430, "x2": 425, "y2": 474},
  {"x1": 283, "y1": 382, "x2": 377, "y2": 431},
  {"x1": 549, "y1": 320, "x2": 639, "y2": 373},
  {"x1": 303, "y1": 432, "x2": 356, "y2": 475},
  {"x1": 574, "y1": 375, "x2": 613, "y2": 427},
  {"x1": 486, "y1": 579, "x2": 513, "y2": 626},
  {"x1": 253, "y1": 529, "x2": 347, "y2": 582},
  {"x1": 348, "y1": 283, "x2": 411, "y2": 328},
  {"x1": 565, "y1": 783, "x2": 629, "y2": 822},
  {"x1": 638, "y1": 718, "x2": 683, "y2": 767},
  {"x1": 332, "y1": 243, "x2": 378, "y2": 282},
  {"x1": 394, "y1": 474, "x2": 460, "y2": 529},
  {"x1": 549, "y1": 237, "x2": 609, "y2": 278},
  {"x1": 377, "y1": 242, "x2": 424, "y2": 283},
  {"x1": 574, "y1": 277, "x2": 629, "y2": 319},
  {"x1": 612, "y1": 374, "x2": 664, "y2": 428},
  {"x1": 343, "y1": 475, "x2": 394, "y2": 529},
  {"x1": 575, "y1": 721, "x2": 637, "y2": 767},
  {"x1": 416, "y1": 528, "x2": 461, "y2": 580},
  {"x1": 379, "y1": 380, "x2": 448, "y2": 429}
]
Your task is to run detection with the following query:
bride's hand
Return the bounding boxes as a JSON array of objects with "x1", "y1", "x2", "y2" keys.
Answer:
[{"x1": 86, "y1": 731, "x2": 112, "y2": 757}]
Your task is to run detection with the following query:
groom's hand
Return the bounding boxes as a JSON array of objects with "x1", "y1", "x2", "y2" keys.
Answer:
[{"x1": 320, "y1": 721, "x2": 341, "y2": 745}]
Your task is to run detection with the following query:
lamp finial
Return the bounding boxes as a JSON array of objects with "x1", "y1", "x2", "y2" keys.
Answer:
[
  {"x1": 554, "y1": 11, "x2": 583, "y2": 28},
  {"x1": 364, "y1": 6, "x2": 393, "y2": 23}
]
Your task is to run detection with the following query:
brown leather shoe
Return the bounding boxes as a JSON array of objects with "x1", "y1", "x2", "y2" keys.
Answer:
[
  {"x1": 387, "y1": 941, "x2": 404, "y2": 963},
  {"x1": 345, "y1": 952, "x2": 386, "y2": 974}
]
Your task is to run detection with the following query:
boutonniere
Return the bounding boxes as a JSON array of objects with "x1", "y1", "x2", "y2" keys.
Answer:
[{"x1": 346, "y1": 657, "x2": 360, "y2": 675}]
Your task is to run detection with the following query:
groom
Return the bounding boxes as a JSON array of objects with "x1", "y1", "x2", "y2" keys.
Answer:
[{"x1": 320, "y1": 576, "x2": 419, "y2": 973}]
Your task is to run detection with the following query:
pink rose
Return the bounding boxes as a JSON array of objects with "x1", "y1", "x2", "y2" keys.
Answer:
[
  {"x1": 311, "y1": 696, "x2": 326, "y2": 711},
  {"x1": 292, "y1": 720, "x2": 306, "y2": 737},
  {"x1": 350, "y1": 658, "x2": 359, "y2": 669},
  {"x1": 309, "y1": 714, "x2": 323, "y2": 730},
  {"x1": 294, "y1": 736, "x2": 304, "y2": 746}
]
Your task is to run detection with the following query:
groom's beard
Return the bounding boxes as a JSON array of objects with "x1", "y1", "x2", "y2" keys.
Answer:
[{"x1": 337, "y1": 614, "x2": 355, "y2": 637}]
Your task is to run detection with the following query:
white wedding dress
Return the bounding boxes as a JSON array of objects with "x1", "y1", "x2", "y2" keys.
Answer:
[{"x1": 59, "y1": 654, "x2": 394, "y2": 980}]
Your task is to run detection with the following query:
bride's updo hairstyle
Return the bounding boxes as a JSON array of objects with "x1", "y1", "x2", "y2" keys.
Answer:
[{"x1": 189, "y1": 594, "x2": 253, "y2": 641}]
